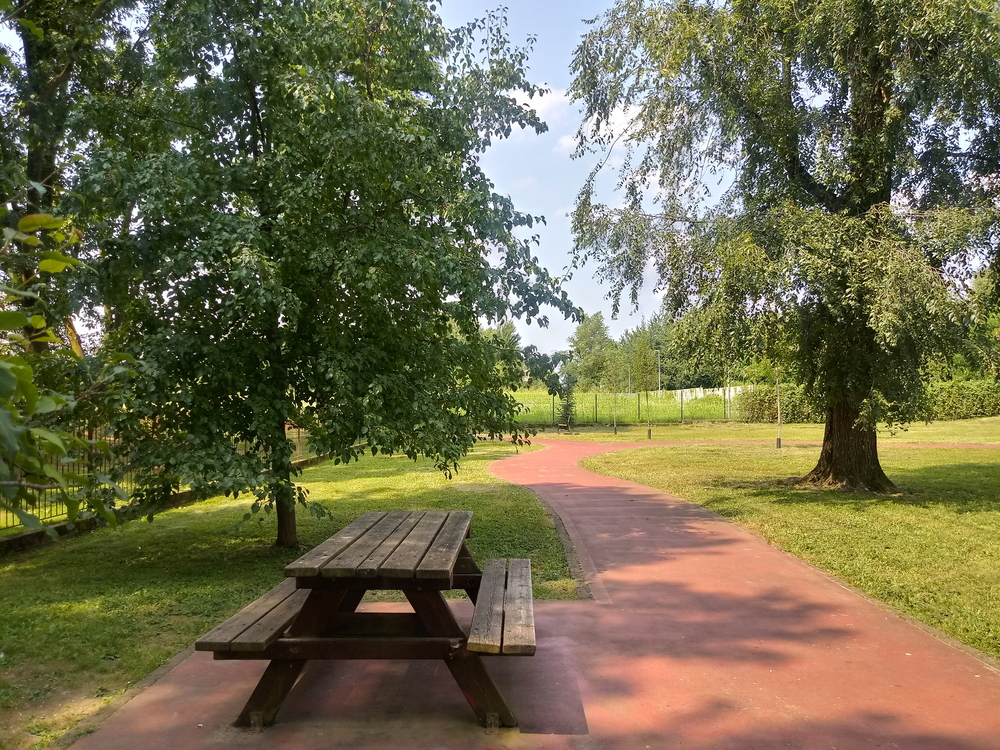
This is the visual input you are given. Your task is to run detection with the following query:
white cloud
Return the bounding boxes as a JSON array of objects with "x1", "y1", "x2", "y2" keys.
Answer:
[
  {"x1": 555, "y1": 134, "x2": 576, "y2": 155},
  {"x1": 515, "y1": 87, "x2": 571, "y2": 128}
]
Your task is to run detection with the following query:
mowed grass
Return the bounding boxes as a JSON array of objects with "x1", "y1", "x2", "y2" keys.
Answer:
[
  {"x1": 582, "y1": 438, "x2": 1000, "y2": 660},
  {"x1": 535, "y1": 415, "x2": 1000, "y2": 445},
  {"x1": 0, "y1": 441, "x2": 571, "y2": 750}
]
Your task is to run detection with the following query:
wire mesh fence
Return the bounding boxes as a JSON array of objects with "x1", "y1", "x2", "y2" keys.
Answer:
[
  {"x1": 0, "y1": 425, "x2": 314, "y2": 535},
  {"x1": 511, "y1": 387, "x2": 747, "y2": 425}
]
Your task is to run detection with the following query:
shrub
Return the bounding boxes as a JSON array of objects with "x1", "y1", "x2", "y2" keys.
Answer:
[
  {"x1": 737, "y1": 380, "x2": 1000, "y2": 423},
  {"x1": 927, "y1": 381, "x2": 1000, "y2": 420},
  {"x1": 735, "y1": 384, "x2": 823, "y2": 423}
]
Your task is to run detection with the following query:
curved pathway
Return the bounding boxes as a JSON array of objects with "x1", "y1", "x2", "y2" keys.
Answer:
[
  {"x1": 489, "y1": 439, "x2": 1000, "y2": 749},
  {"x1": 69, "y1": 439, "x2": 1000, "y2": 750}
]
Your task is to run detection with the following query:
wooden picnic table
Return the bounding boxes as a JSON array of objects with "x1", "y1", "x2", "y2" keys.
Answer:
[{"x1": 196, "y1": 510, "x2": 535, "y2": 731}]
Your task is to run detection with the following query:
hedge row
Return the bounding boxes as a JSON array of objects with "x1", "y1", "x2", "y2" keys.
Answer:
[
  {"x1": 927, "y1": 380, "x2": 1000, "y2": 420},
  {"x1": 736, "y1": 380, "x2": 1000, "y2": 423},
  {"x1": 735, "y1": 384, "x2": 823, "y2": 423}
]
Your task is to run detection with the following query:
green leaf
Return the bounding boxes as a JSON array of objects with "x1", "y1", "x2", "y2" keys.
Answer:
[
  {"x1": 29, "y1": 315, "x2": 45, "y2": 329},
  {"x1": 0, "y1": 285, "x2": 38, "y2": 299},
  {"x1": 30, "y1": 428, "x2": 68, "y2": 455},
  {"x1": 17, "y1": 214, "x2": 63, "y2": 232},
  {"x1": 41, "y1": 464, "x2": 68, "y2": 487},
  {"x1": 11, "y1": 506, "x2": 43, "y2": 530},
  {"x1": 33, "y1": 396, "x2": 63, "y2": 415},
  {"x1": 0, "y1": 311, "x2": 28, "y2": 330},
  {"x1": 0, "y1": 367, "x2": 17, "y2": 399},
  {"x1": 37, "y1": 259, "x2": 71, "y2": 274},
  {"x1": 64, "y1": 495, "x2": 81, "y2": 522},
  {"x1": 0, "y1": 408, "x2": 23, "y2": 461},
  {"x1": 17, "y1": 18, "x2": 43, "y2": 41}
]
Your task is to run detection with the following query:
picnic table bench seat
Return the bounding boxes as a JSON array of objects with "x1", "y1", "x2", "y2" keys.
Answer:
[
  {"x1": 195, "y1": 578, "x2": 308, "y2": 654},
  {"x1": 467, "y1": 558, "x2": 536, "y2": 655}
]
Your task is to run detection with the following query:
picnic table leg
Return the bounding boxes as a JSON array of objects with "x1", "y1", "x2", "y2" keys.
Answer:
[
  {"x1": 456, "y1": 543, "x2": 483, "y2": 604},
  {"x1": 405, "y1": 590, "x2": 517, "y2": 728},
  {"x1": 234, "y1": 587, "x2": 348, "y2": 728}
]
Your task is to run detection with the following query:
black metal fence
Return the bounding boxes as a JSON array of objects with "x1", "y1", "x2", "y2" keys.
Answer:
[{"x1": 0, "y1": 426, "x2": 314, "y2": 535}]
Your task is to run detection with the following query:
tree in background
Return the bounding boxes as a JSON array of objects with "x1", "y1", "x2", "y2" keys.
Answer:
[
  {"x1": 564, "y1": 311, "x2": 613, "y2": 390},
  {"x1": 625, "y1": 325, "x2": 657, "y2": 437},
  {"x1": 604, "y1": 342, "x2": 628, "y2": 433},
  {"x1": 74, "y1": 1, "x2": 576, "y2": 546},
  {"x1": 571, "y1": 0, "x2": 1000, "y2": 490}
]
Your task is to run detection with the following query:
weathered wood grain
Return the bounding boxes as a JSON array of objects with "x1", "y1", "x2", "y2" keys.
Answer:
[
  {"x1": 379, "y1": 510, "x2": 448, "y2": 577},
  {"x1": 195, "y1": 578, "x2": 298, "y2": 652},
  {"x1": 502, "y1": 558, "x2": 535, "y2": 655},
  {"x1": 284, "y1": 511, "x2": 385, "y2": 577},
  {"x1": 416, "y1": 510, "x2": 473, "y2": 579},
  {"x1": 322, "y1": 511, "x2": 412, "y2": 577},
  {"x1": 467, "y1": 558, "x2": 506, "y2": 654},
  {"x1": 356, "y1": 511, "x2": 424, "y2": 577},
  {"x1": 230, "y1": 588, "x2": 311, "y2": 652}
]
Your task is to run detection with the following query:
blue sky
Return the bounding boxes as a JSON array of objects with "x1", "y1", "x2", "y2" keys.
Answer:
[{"x1": 437, "y1": 1, "x2": 663, "y2": 352}]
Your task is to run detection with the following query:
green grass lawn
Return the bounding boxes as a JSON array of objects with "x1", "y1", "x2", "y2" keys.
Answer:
[
  {"x1": 512, "y1": 388, "x2": 732, "y2": 424},
  {"x1": 582, "y1": 438, "x2": 1000, "y2": 662},
  {"x1": 533, "y1": 415, "x2": 1000, "y2": 445},
  {"x1": 0, "y1": 441, "x2": 571, "y2": 750}
]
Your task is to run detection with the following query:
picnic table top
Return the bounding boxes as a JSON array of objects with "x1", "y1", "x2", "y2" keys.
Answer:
[{"x1": 285, "y1": 510, "x2": 473, "y2": 582}]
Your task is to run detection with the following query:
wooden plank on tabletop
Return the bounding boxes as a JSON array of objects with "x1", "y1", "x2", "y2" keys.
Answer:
[
  {"x1": 357, "y1": 511, "x2": 424, "y2": 577},
  {"x1": 195, "y1": 578, "x2": 298, "y2": 652},
  {"x1": 322, "y1": 511, "x2": 411, "y2": 577},
  {"x1": 502, "y1": 558, "x2": 535, "y2": 655},
  {"x1": 467, "y1": 558, "x2": 506, "y2": 654},
  {"x1": 284, "y1": 511, "x2": 385, "y2": 577},
  {"x1": 379, "y1": 511, "x2": 448, "y2": 577},
  {"x1": 417, "y1": 510, "x2": 473, "y2": 579}
]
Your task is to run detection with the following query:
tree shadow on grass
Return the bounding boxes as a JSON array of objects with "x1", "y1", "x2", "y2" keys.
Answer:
[{"x1": 706, "y1": 460, "x2": 1000, "y2": 515}]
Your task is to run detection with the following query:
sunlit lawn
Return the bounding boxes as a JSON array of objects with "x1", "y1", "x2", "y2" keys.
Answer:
[
  {"x1": 533, "y1": 415, "x2": 1000, "y2": 445},
  {"x1": 583, "y1": 434, "x2": 1000, "y2": 661},
  {"x1": 0, "y1": 441, "x2": 571, "y2": 750}
]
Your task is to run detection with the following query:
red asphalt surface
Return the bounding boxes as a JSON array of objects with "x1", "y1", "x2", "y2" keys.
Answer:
[{"x1": 70, "y1": 440, "x2": 1000, "y2": 750}]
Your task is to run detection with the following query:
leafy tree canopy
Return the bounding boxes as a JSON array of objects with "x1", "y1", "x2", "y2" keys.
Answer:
[
  {"x1": 571, "y1": 0, "x2": 1000, "y2": 490},
  {"x1": 72, "y1": 0, "x2": 576, "y2": 545},
  {"x1": 564, "y1": 311, "x2": 613, "y2": 390}
]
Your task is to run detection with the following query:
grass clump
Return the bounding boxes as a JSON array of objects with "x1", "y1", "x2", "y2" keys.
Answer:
[
  {"x1": 0, "y1": 441, "x2": 571, "y2": 749},
  {"x1": 583, "y1": 441, "x2": 1000, "y2": 660}
]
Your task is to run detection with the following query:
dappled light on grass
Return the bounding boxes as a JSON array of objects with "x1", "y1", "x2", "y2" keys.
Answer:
[{"x1": 0, "y1": 441, "x2": 569, "y2": 749}]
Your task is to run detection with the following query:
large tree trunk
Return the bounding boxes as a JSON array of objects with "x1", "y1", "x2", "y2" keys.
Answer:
[
  {"x1": 275, "y1": 492, "x2": 298, "y2": 548},
  {"x1": 272, "y1": 424, "x2": 299, "y2": 548},
  {"x1": 804, "y1": 398, "x2": 895, "y2": 492}
]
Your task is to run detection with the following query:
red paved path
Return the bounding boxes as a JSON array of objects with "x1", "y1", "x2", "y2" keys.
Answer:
[{"x1": 69, "y1": 440, "x2": 1000, "y2": 750}]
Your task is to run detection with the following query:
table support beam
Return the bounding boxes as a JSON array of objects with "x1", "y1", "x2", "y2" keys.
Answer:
[{"x1": 405, "y1": 590, "x2": 517, "y2": 728}]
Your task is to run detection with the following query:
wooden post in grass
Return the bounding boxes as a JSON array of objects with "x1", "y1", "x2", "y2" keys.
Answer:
[
  {"x1": 594, "y1": 393, "x2": 598, "y2": 424},
  {"x1": 680, "y1": 389, "x2": 684, "y2": 424},
  {"x1": 776, "y1": 372, "x2": 782, "y2": 449},
  {"x1": 637, "y1": 392, "x2": 641, "y2": 422}
]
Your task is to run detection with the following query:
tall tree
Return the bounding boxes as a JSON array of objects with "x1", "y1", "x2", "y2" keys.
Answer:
[
  {"x1": 79, "y1": 0, "x2": 575, "y2": 545},
  {"x1": 0, "y1": 1, "x2": 137, "y2": 528},
  {"x1": 571, "y1": 0, "x2": 1000, "y2": 490},
  {"x1": 565, "y1": 311, "x2": 613, "y2": 390}
]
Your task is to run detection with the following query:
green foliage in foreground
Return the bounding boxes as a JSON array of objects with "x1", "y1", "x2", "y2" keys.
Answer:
[
  {"x1": 583, "y1": 443, "x2": 1000, "y2": 661},
  {"x1": 0, "y1": 443, "x2": 572, "y2": 749}
]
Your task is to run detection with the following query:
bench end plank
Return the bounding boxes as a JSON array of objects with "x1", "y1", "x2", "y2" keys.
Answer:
[
  {"x1": 502, "y1": 558, "x2": 535, "y2": 655},
  {"x1": 467, "y1": 558, "x2": 506, "y2": 654}
]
